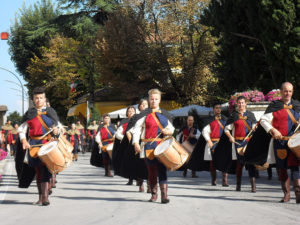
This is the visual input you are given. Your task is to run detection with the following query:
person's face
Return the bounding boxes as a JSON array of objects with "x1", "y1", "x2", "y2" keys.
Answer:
[
  {"x1": 103, "y1": 116, "x2": 110, "y2": 125},
  {"x1": 71, "y1": 124, "x2": 76, "y2": 129},
  {"x1": 127, "y1": 108, "x2": 136, "y2": 118},
  {"x1": 7, "y1": 121, "x2": 11, "y2": 125},
  {"x1": 187, "y1": 116, "x2": 194, "y2": 127},
  {"x1": 237, "y1": 99, "x2": 246, "y2": 112},
  {"x1": 139, "y1": 100, "x2": 149, "y2": 111},
  {"x1": 77, "y1": 121, "x2": 81, "y2": 125},
  {"x1": 281, "y1": 84, "x2": 293, "y2": 103},
  {"x1": 92, "y1": 121, "x2": 96, "y2": 125},
  {"x1": 213, "y1": 105, "x2": 222, "y2": 115},
  {"x1": 14, "y1": 124, "x2": 19, "y2": 129},
  {"x1": 33, "y1": 93, "x2": 46, "y2": 109},
  {"x1": 149, "y1": 94, "x2": 161, "y2": 109}
]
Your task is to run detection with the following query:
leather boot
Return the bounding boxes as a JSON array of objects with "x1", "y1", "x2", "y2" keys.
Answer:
[
  {"x1": 126, "y1": 179, "x2": 133, "y2": 185},
  {"x1": 236, "y1": 163, "x2": 243, "y2": 191},
  {"x1": 107, "y1": 164, "x2": 113, "y2": 177},
  {"x1": 222, "y1": 173, "x2": 229, "y2": 187},
  {"x1": 75, "y1": 154, "x2": 78, "y2": 161},
  {"x1": 148, "y1": 184, "x2": 158, "y2": 202},
  {"x1": 104, "y1": 165, "x2": 108, "y2": 176},
  {"x1": 210, "y1": 169, "x2": 217, "y2": 186},
  {"x1": 137, "y1": 179, "x2": 144, "y2": 192},
  {"x1": 192, "y1": 171, "x2": 198, "y2": 178},
  {"x1": 41, "y1": 182, "x2": 50, "y2": 206},
  {"x1": 160, "y1": 183, "x2": 170, "y2": 204},
  {"x1": 34, "y1": 182, "x2": 42, "y2": 205},
  {"x1": 183, "y1": 169, "x2": 187, "y2": 177},
  {"x1": 52, "y1": 174, "x2": 56, "y2": 188},
  {"x1": 293, "y1": 179, "x2": 300, "y2": 204},
  {"x1": 278, "y1": 169, "x2": 290, "y2": 203},
  {"x1": 147, "y1": 180, "x2": 151, "y2": 193},
  {"x1": 267, "y1": 167, "x2": 272, "y2": 180},
  {"x1": 250, "y1": 177, "x2": 256, "y2": 193}
]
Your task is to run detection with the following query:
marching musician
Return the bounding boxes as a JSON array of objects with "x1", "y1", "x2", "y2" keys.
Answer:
[
  {"x1": 259, "y1": 82, "x2": 300, "y2": 203},
  {"x1": 87, "y1": 120, "x2": 99, "y2": 152},
  {"x1": 132, "y1": 89, "x2": 174, "y2": 204},
  {"x1": 176, "y1": 115, "x2": 201, "y2": 178},
  {"x1": 223, "y1": 96, "x2": 257, "y2": 192},
  {"x1": 202, "y1": 103, "x2": 229, "y2": 186},
  {"x1": 17, "y1": 87, "x2": 60, "y2": 206},
  {"x1": 95, "y1": 114, "x2": 115, "y2": 177},
  {"x1": 76, "y1": 120, "x2": 85, "y2": 153},
  {"x1": 67, "y1": 123, "x2": 81, "y2": 161},
  {"x1": 1, "y1": 120, "x2": 14, "y2": 152},
  {"x1": 10, "y1": 123, "x2": 19, "y2": 156}
]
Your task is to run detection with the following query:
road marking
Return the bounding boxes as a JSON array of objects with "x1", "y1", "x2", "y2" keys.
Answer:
[{"x1": 0, "y1": 158, "x2": 14, "y2": 203}]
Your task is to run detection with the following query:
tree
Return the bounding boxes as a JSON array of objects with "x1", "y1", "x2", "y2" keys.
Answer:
[
  {"x1": 7, "y1": 111, "x2": 22, "y2": 125},
  {"x1": 95, "y1": 0, "x2": 218, "y2": 105},
  {"x1": 203, "y1": 0, "x2": 300, "y2": 99},
  {"x1": 26, "y1": 35, "x2": 91, "y2": 120}
]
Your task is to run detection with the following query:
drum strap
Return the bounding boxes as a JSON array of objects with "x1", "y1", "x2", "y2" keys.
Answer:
[
  {"x1": 285, "y1": 108, "x2": 298, "y2": 126},
  {"x1": 241, "y1": 118, "x2": 251, "y2": 132},
  {"x1": 216, "y1": 119, "x2": 224, "y2": 130},
  {"x1": 104, "y1": 126, "x2": 114, "y2": 139},
  {"x1": 151, "y1": 113, "x2": 164, "y2": 131},
  {"x1": 36, "y1": 114, "x2": 50, "y2": 132}
]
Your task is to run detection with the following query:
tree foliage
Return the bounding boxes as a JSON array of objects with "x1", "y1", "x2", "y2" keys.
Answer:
[
  {"x1": 203, "y1": 0, "x2": 300, "y2": 99},
  {"x1": 7, "y1": 111, "x2": 22, "y2": 125},
  {"x1": 96, "y1": 0, "x2": 218, "y2": 105}
]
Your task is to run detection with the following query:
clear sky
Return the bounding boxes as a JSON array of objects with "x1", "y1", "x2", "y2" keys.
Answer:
[{"x1": 0, "y1": 0, "x2": 41, "y2": 116}]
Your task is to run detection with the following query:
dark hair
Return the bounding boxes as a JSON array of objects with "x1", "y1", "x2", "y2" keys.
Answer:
[
  {"x1": 126, "y1": 106, "x2": 136, "y2": 117},
  {"x1": 33, "y1": 87, "x2": 46, "y2": 95},
  {"x1": 237, "y1": 96, "x2": 246, "y2": 102},
  {"x1": 138, "y1": 99, "x2": 148, "y2": 111},
  {"x1": 213, "y1": 102, "x2": 222, "y2": 108},
  {"x1": 102, "y1": 114, "x2": 110, "y2": 118}
]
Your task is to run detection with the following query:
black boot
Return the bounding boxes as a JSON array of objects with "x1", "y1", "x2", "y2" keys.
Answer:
[
  {"x1": 34, "y1": 183, "x2": 42, "y2": 205},
  {"x1": 148, "y1": 184, "x2": 158, "y2": 202},
  {"x1": 160, "y1": 183, "x2": 170, "y2": 204},
  {"x1": 41, "y1": 182, "x2": 50, "y2": 206},
  {"x1": 236, "y1": 163, "x2": 243, "y2": 191},
  {"x1": 278, "y1": 169, "x2": 290, "y2": 203},
  {"x1": 250, "y1": 177, "x2": 256, "y2": 193},
  {"x1": 222, "y1": 173, "x2": 229, "y2": 187},
  {"x1": 126, "y1": 179, "x2": 133, "y2": 185},
  {"x1": 293, "y1": 179, "x2": 300, "y2": 204}
]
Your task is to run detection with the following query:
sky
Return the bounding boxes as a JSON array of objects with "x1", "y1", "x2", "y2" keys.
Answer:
[{"x1": 0, "y1": 0, "x2": 41, "y2": 116}]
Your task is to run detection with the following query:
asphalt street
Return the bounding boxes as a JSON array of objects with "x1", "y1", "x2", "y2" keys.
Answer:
[{"x1": 0, "y1": 153, "x2": 299, "y2": 225}]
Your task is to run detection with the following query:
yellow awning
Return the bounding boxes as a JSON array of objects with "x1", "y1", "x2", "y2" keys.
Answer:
[{"x1": 67, "y1": 101, "x2": 181, "y2": 118}]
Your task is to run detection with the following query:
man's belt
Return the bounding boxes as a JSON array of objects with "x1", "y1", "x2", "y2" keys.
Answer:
[
  {"x1": 141, "y1": 138, "x2": 163, "y2": 142},
  {"x1": 235, "y1": 137, "x2": 247, "y2": 141},
  {"x1": 280, "y1": 136, "x2": 290, "y2": 141},
  {"x1": 211, "y1": 138, "x2": 220, "y2": 142},
  {"x1": 102, "y1": 138, "x2": 114, "y2": 142},
  {"x1": 30, "y1": 135, "x2": 51, "y2": 140}
]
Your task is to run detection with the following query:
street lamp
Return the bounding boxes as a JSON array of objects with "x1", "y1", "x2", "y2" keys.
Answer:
[{"x1": 0, "y1": 67, "x2": 25, "y2": 115}]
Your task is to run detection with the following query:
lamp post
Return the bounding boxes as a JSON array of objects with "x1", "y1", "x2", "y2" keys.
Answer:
[{"x1": 0, "y1": 67, "x2": 25, "y2": 115}]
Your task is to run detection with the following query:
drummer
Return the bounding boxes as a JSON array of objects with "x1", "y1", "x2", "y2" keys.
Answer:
[
  {"x1": 95, "y1": 114, "x2": 116, "y2": 177},
  {"x1": 132, "y1": 88, "x2": 174, "y2": 204},
  {"x1": 176, "y1": 115, "x2": 201, "y2": 178},
  {"x1": 18, "y1": 87, "x2": 60, "y2": 206},
  {"x1": 260, "y1": 82, "x2": 300, "y2": 203}
]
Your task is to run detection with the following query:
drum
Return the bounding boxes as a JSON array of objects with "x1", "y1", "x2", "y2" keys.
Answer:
[
  {"x1": 182, "y1": 140, "x2": 195, "y2": 155},
  {"x1": 38, "y1": 139, "x2": 73, "y2": 174},
  {"x1": 58, "y1": 134, "x2": 74, "y2": 153},
  {"x1": 154, "y1": 137, "x2": 189, "y2": 171},
  {"x1": 288, "y1": 132, "x2": 300, "y2": 159}
]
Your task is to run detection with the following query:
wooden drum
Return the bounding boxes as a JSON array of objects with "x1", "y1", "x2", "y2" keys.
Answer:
[
  {"x1": 154, "y1": 137, "x2": 189, "y2": 171},
  {"x1": 288, "y1": 132, "x2": 300, "y2": 160}
]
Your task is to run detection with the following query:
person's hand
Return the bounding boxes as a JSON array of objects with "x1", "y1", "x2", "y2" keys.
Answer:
[
  {"x1": 52, "y1": 127, "x2": 58, "y2": 135},
  {"x1": 228, "y1": 136, "x2": 235, "y2": 143},
  {"x1": 21, "y1": 139, "x2": 30, "y2": 150},
  {"x1": 98, "y1": 143, "x2": 103, "y2": 149},
  {"x1": 270, "y1": 128, "x2": 282, "y2": 140},
  {"x1": 208, "y1": 140, "x2": 214, "y2": 149},
  {"x1": 162, "y1": 128, "x2": 172, "y2": 136},
  {"x1": 134, "y1": 143, "x2": 141, "y2": 154},
  {"x1": 189, "y1": 133, "x2": 195, "y2": 138}
]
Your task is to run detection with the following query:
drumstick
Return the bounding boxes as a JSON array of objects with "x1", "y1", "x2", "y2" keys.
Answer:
[
  {"x1": 39, "y1": 128, "x2": 54, "y2": 139},
  {"x1": 30, "y1": 144, "x2": 44, "y2": 147},
  {"x1": 294, "y1": 123, "x2": 300, "y2": 133},
  {"x1": 150, "y1": 132, "x2": 162, "y2": 145}
]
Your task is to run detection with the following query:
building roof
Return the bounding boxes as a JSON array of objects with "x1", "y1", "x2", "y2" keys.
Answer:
[{"x1": 0, "y1": 105, "x2": 8, "y2": 112}]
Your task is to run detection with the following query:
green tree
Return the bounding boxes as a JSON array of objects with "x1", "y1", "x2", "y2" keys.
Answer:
[
  {"x1": 203, "y1": 0, "x2": 300, "y2": 99},
  {"x1": 7, "y1": 111, "x2": 22, "y2": 125}
]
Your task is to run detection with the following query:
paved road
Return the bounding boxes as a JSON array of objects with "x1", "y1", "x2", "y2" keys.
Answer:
[{"x1": 0, "y1": 153, "x2": 299, "y2": 225}]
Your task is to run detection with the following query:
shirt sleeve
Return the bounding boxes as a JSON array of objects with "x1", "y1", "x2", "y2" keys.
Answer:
[
  {"x1": 115, "y1": 125, "x2": 124, "y2": 140},
  {"x1": 202, "y1": 124, "x2": 211, "y2": 142},
  {"x1": 195, "y1": 129, "x2": 201, "y2": 140},
  {"x1": 132, "y1": 116, "x2": 146, "y2": 144},
  {"x1": 95, "y1": 131, "x2": 101, "y2": 144},
  {"x1": 225, "y1": 123, "x2": 233, "y2": 133},
  {"x1": 18, "y1": 122, "x2": 28, "y2": 140},
  {"x1": 260, "y1": 112, "x2": 274, "y2": 133}
]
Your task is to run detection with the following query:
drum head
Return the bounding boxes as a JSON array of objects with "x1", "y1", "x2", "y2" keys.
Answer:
[
  {"x1": 288, "y1": 133, "x2": 300, "y2": 148},
  {"x1": 38, "y1": 141, "x2": 58, "y2": 156},
  {"x1": 154, "y1": 138, "x2": 173, "y2": 156}
]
